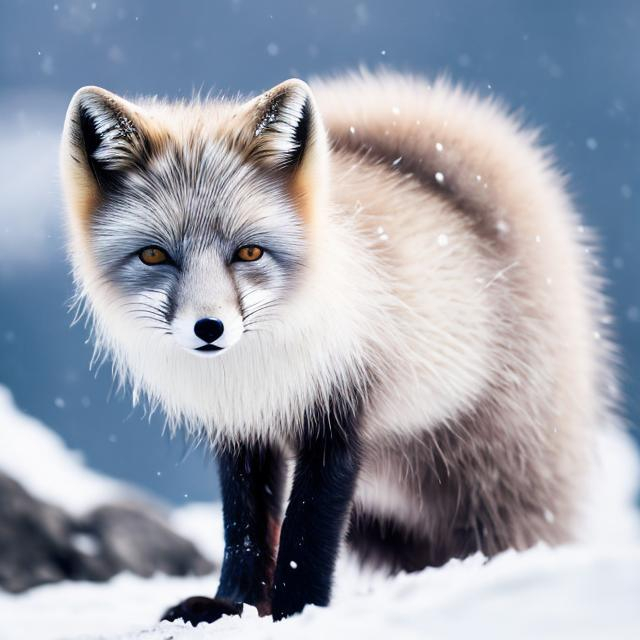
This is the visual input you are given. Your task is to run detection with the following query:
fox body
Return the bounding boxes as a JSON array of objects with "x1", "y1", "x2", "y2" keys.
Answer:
[{"x1": 61, "y1": 72, "x2": 612, "y2": 623}]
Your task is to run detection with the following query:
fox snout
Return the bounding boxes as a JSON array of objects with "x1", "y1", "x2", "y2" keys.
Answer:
[{"x1": 171, "y1": 311, "x2": 243, "y2": 357}]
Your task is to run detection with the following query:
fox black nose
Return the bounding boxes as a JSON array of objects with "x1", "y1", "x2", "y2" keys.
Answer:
[{"x1": 194, "y1": 318, "x2": 224, "y2": 343}]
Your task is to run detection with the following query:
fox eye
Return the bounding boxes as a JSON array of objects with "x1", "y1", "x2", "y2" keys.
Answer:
[
  {"x1": 139, "y1": 246, "x2": 170, "y2": 265},
  {"x1": 235, "y1": 245, "x2": 264, "y2": 262}
]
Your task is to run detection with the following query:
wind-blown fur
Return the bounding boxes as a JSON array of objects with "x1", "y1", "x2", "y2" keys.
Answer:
[{"x1": 61, "y1": 71, "x2": 615, "y2": 621}]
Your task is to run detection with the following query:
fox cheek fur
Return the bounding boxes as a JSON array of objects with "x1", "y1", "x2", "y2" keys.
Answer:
[{"x1": 60, "y1": 72, "x2": 615, "y2": 624}]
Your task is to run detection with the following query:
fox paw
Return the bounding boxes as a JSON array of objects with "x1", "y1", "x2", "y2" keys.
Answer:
[{"x1": 161, "y1": 596, "x2": 242, "y2": 626}]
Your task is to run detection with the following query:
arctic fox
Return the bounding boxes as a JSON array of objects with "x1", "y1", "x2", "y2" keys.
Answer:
[{"x1": 60, "y1": 72, "x2": 614, "y2": 624}]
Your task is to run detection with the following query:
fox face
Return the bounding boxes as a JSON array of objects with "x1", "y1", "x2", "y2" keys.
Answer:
[
  {"x1": 88, "y1": 134, "x2": 305, "y2": 358},
  {"x1": 61, "y1": 81, "x2": 327, "y2": 360}
]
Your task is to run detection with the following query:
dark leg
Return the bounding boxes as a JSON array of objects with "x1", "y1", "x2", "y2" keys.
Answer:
[
  {"x1": 271, "y1": 399, "x2": 362, "y2": 620},
  {"x1": 216, "y1": 445, "x2": 284, "y2": 610},
  {"x1": 162, "y1": 443, "x2": 284, "y2": 625}
]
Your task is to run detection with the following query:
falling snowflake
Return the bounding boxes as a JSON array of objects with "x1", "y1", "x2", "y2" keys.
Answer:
[{"x1": 586, "y1": 137, "x2": 598, "y2": 150}]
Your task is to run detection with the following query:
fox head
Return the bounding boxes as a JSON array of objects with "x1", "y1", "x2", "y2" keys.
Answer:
[{"x1": 60, "y1": 80, "x2": 330, "y2": 364}]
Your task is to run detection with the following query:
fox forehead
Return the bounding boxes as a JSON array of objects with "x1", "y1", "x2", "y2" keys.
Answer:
[{"x1": 106, "y1": 135, "x2": 292, "y2": 234}]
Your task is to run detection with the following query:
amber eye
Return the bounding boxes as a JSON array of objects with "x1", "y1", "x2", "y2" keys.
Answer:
[
  {"x1": 139, "y1": 246, "x2": 169, "y2": 265},
  {"x1": 236, "y1": 245, "x2": 264, "y2": 262}
]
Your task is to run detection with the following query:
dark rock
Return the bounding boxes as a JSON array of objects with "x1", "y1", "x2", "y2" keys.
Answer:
[
  {"x1": 84, "y1": 503, "x2": 214, "y2": 578},
  {"x1": 0, "y1": 471, "x2": 82, "y2": 592},
  {"x1": 0, "y1": 471, "x2": 215, "y2": 593}
]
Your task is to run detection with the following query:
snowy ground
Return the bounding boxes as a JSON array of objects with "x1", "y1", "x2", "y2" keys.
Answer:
[
  {"x1": 3, "y1": 530, "x2": 640, "y2": 640},
  {"x1": 1, "y1": 385, "x2": 640, "y2": 640}
]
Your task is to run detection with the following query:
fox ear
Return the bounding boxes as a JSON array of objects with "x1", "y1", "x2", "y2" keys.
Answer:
[
  {"x1": 238, "y1": 79, "x2": 329, "y2": 219},
  {"x1": 249, "y1": 79, "x2": 323, "y2": 169},
  {"x1": 61, "y1": 86, "x2": 151, "y2": 199}
]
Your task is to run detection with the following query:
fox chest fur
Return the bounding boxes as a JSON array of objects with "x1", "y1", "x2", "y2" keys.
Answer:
[{"x1": 61, "y1": 72, "x2": 612, "y2": 622}]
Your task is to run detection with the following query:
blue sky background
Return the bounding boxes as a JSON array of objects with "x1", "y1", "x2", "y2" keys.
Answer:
[{"x1": 0, "y1": 0, "x2": 638, "y2": 503}]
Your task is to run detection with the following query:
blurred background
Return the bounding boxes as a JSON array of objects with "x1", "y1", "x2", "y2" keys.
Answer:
[{"x1": 0, "y1": 0, "x2": 638, "y2": 504}]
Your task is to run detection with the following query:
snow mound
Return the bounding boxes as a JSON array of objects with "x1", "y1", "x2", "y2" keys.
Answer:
[
  {"x1": 0, "y1": 385, "x2": 132, "y2": 513},
  {"x1": 582, "y1": 423, "x2": 640, "y2": 543}
]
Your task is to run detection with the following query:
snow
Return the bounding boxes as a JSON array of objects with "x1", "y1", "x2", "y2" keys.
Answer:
[
  {"x1": 2, "y1": 540, "x2": 639, "y2": 640},
  {"x1": 437, "y1": 233, "x2": 449, "y2": 247},
  {"x1": 1, "y1": 384, "x2": 640, "y2": 639},
  {"x1": 0, "y1": 386, "x2": 132, "y2": 513}
]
